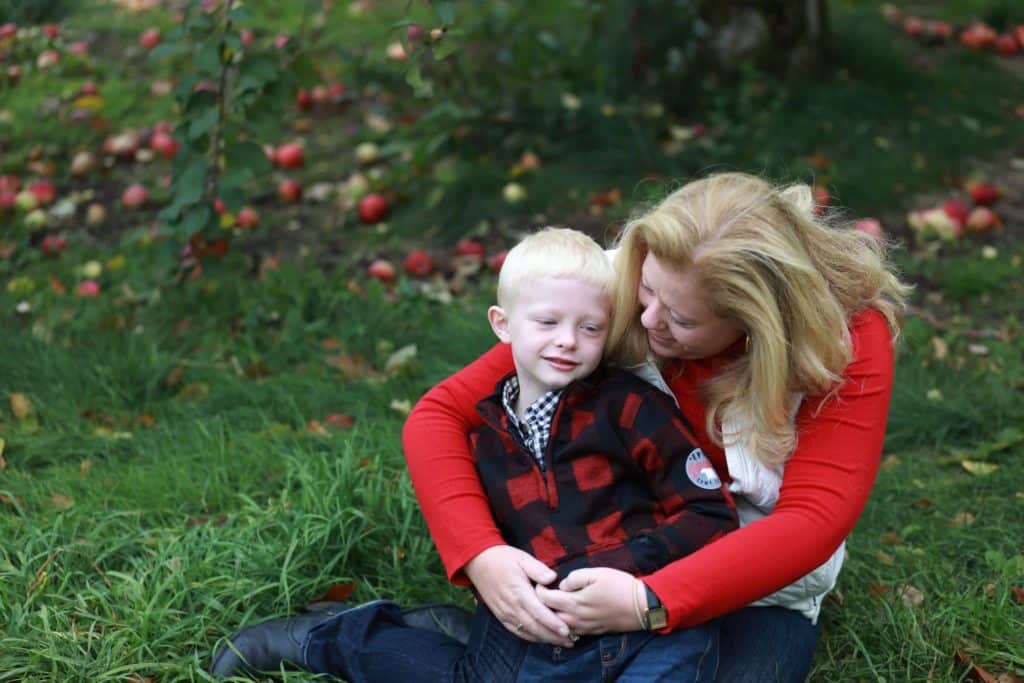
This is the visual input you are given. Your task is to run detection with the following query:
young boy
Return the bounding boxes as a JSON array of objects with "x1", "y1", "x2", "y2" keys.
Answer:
[{"x1": 211, "y1": 228, "x2": 737, "y2": 682}]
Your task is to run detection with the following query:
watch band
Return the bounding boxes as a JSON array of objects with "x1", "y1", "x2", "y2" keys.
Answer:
[{"x1": 641, "y1": 584, "x2": 668, "y2": 630}]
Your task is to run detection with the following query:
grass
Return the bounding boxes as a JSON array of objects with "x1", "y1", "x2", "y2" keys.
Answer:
[{"x1": 2, "y1": 0, "x2": 1024, "y2": 681}]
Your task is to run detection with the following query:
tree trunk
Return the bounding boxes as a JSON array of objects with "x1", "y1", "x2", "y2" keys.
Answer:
[{"x1": 701, "y1": 0, "x2": 830, "y2": 78}]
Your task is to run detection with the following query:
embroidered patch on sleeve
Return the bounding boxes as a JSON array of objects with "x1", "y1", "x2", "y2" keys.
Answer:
[{"x1": 685, "y1": 448, "x2": 722, "y2": 489}]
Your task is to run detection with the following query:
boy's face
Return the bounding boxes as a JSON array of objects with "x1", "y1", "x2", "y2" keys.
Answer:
[{"x1": 489, "y1": 278, "x2": 610, "y2": 404}]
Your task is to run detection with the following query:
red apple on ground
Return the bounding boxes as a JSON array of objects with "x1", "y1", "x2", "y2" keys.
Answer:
[
  {"x1": 236, "y1": 207, "x2": 260, "y2": 229},
  {"x1": 902, "y1": 17, "x2": 924, "y2": 38},
  {"x1": 86, "y1": 203, "x2": 106, "y2": 225},
  {"x1": 926, "y1": 21, "x2": 952, "y2": 40},
  {"x1": 278, "y1": 178, "x2": 303, "y2": 203},
  {"x1": 967, "y1": 181, "x2": 1001, "y2": 206},
  {"x1": 70, "y1": 150, "x2": 96, "y2": 176},
  {"x1": 960, "y1": 23, "x2": 997, "y2": 50},
  {"x1": 995, "y1": 34, "x2": 1019, "y2": 56},
  {"x1": 0, "y1": 191, "x2": 15, "y2": 211},
  {"x1": 942, "y1": 199, "x2": 970, "y2": 224},
  {"x1": 311, "y1": 85, "x2": 329, "y2": 103},
  {"x1": 0, "y1": 23, "x2": 16, "y2": 39},
  {"x1": 43, "y1": 24, "x2": 60, "y2": 40},
  {"x1": 0, "y1": 175, "x2": 20, "y2": 194},
  {"x1": 854, "y1": 218, "x2": 883, "y2": 239},
  {"x1": 367, "y1": 259, "x2": 396, "y2": 283},
  {"x1": 296, "y1": 89, "x2": 312, "y2": 111},
  {"x1": 79, "y1": 81, "x2": 99, "y2": 96},
  {"x1": 149, "y1": 131, "x2": 179, "y2": 159},
  {"x1": 68, "y1": 41, "x2": 89, "y2": 56},
  {"x1": 454, "y1": 238, "x2": 486, "y2": 258},
  {"x1": 40, "y1": 235, "x2": 67, "y2": 255},
  {"x1": 77, "y1": 280, "x2": 100, "y2": 297},
  {"x1": 965, "y1": 207, "x2": 1001, "y2": 232},
  {"x1": 37, "y1": 50, "x2": 60, "y2": 69},
  {"x1": 275, "y1": 142, "x2": 305, "y2": 169},
  {"x1": 487, "y1": 250, "x2": 508, "y2": 273},
  {"x1": 813, "y1": 186, "x2": 830, "y2": 216},
  {"x1": 358, "y1": 193, "x2": 389, "y2": 224},
  {"x1": 29, "y1": 180, "x2": 56, "y2": 206},
  {"x1": 328, "y1": 82, "x2": 347, "y2": 101},
  {"x1": 122, "y1": 184, "x2": 149, "y2": 209},
  {"x1": 139, "y1": 28, "x2": 161, "y2": 50},
  {"x1": 403, "y1": 250, "x2": 433, "y2": 277},
  {"x1": 1016, "y1": 25, "x2": 1024, "y2": 47}
]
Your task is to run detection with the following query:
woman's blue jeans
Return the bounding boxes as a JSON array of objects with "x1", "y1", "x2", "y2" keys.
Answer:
[
  {"x1": 302, "y1": 600, "x2": 719, "y2": 682},
  {"x1": 715, "y1": 606, "x2": 820, "y2": 683}
]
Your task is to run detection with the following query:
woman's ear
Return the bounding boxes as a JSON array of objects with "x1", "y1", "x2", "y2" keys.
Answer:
[{"x1": 488, "y1": 305, "x2": 512, "y2": 343}]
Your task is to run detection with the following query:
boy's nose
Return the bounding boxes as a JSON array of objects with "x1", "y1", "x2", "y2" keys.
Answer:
[{"x1": 555, "y1": 326, "x2": 577, "y2": 349}]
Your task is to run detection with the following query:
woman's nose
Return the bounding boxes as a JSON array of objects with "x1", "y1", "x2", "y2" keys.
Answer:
[{"x1": 640, "y1": 300, "x2": 664, "y2": 330}]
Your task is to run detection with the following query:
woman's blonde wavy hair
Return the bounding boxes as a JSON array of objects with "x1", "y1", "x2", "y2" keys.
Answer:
[{"x1": 607, "y1": 172, "x2": 911, "y2": 465}]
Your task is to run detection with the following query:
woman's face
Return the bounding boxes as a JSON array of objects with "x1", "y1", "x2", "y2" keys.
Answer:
[{"x1": 637, "y1": 253, "x2": 746, "y2": 360}]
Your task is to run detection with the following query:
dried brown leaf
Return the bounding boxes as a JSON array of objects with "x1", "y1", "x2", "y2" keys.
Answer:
[
  {"x1": 0, "y1": 493, "x2": 24, "y2": 508},
  {"x1": 176, "y1": 383, "x2": 209, "y2": 399},
  {"x1": 165, "y1": 366, "x2": 184, "y2": 388},
  {"x1": 321, "y1": 337, "x2": 343, "y2": 351},
  {"x1": 306, "y1": 419, "x2": 330, "y2": 437},
  {"x1": 912, "y1": 497, "x2": 933, "y2": 509},
  {"x1": 49, "y1": 275, "x2": 66, "y2": 295},
  {"x1": 245, "y1": 361, "x2": 272, "y2": 379},
  {"x1": 951, "y1": 511, "x2": 976, "y2": 526},
  {"x1": 1013, "y1": 586, "x2": 1024, "y2": 605},
  {"x1": 896, "y1": 583, "x2": 924, "y2": 607},
  {"x1": 136, "y1": 414, "x2": 156, "y2": 427},
  {"x1": 50, "y1": 493, "x2": 73, "y2": 509},
  {"x1": 10, "y1": 393, "x2": 32, "y2": 421},
  {"x1": 185, "y1": 514, "x2": 228, "y2": 529},
  {"x1": 880, "y1": 532, "x2": 903, "y2": 545},
  {"x1": 311, "y1": 581, "x2": 358, "y2": 604},
  {"x1": 81, "y1": 409, "x2": 116, "y2": 427},
  {"x1": 867, "y1": 582, "x2": 888, "y2": 598},
  {"x1": 875, "y1": 550, "x2": 894, "y2": 565},
  {"x1": 325, "y1": 353, "x2": 383, "y2": 381}
]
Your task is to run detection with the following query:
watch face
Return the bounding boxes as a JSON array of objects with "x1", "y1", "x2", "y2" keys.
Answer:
[{"x1": 648, "y1": 607, "x2": 668, "y2": 631}]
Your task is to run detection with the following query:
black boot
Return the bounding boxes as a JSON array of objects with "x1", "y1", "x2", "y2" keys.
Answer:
[{"x1": 209, "y1": 603, "x2": 349, "y2": 679}]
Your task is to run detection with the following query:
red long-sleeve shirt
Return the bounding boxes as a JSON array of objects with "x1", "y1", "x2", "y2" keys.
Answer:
[{"x1": 402, "y1": 308, "x2": 894, "y2": 629}]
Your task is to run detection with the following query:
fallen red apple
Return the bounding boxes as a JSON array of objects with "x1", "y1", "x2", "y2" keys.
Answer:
[
  {"x1": 275, "y1": 142, "x2": 305, "y2": 169},
  {"x1": 367, "y1": 259, "x2": 396, "y2": 283},
  {"x1": 854, "y1": 218, "x2": 883, "y2": 239},
  {"x1": 122, "y1": 184, "x2": 149, "y2": 209},
  {"x1": 358, "y1": 193, "x2": 389, "y2": 224},
  {"x1": 813, "y1": 186, "x2": 830, "y2": 216},
  {"x1": 1016, "y1": 25, "x2": 1024, "y2": 47},
  {"x1": 487, "y1": 250, "x2": 508, "y2": 273},
  {"x1": 296, "y1": 88, "x2": 312, "y2": 111},
  {"x1": 236, "y1": 206, "x2": 260, "y2": 229},
  {"x1": 86, "y1": 203, "x2": 106, "y2": 225},
  {"x1": 278, "y1": 178, "x2": 303, "y2": 203},
  {"x1": 328, "y1": 82, "x2": 346, "y2": 100},
  {"x1": 104, "y1": 130, "x2": 141, "y2": 157},
  {"x1": 995, "y1": 34, "x2": 1019, "y2": 56},
  {"x1": 37, "y1": 50, "x2": 60, "y2": 69},
  {"x1": 70, "y1": 150, "x2": 96, "y2": 176},
  {"x1": 40, "y1": 234, "x2": 67, "y2": 254},
  {"x1": 925, "y1": 20, "x2": 952, "y2": 40},
  {"x1": 0, "y1": 23, "x2": 16, "y2": 40},
  {"x1": 0, "y1": 191, "x2": 15, "y2": 211},
  {"x1": 967, "y1": 181, "x2": 1001, "y2": 206},
  {"x1": 68, "y1": 41, "x2": 89, "y2": 56},
  {"x1": 403, "y1": 250, "x2": 433, "y2": 277},
  {"x1": 942, "y1": 199, "x2": 970, "y2": 224},
  {"x1": 149, "y1": 131, "x2": 179, "y2": 159},
  {"x1": 965, "y1": 207, "x2": 1001, "y2": 232},
  {"x1": 77, "y1": 280, "x2": 101, "y2": 297},
  {"x1": 902, "y1": 17, "x2": 924, "y2": 38},
  {"x1": 454, "y1": 238, "x2": 486, "y2": 258},
  {"x1": 312, "y1": 85, "x2": 329, "y2": 103},
  {"x1": 79, "y1": 81, "x2": 99, "y2": 96},
  {"x1": 960, "y1": 23, "x2": 997, "y2": 50},
  {"x1": 43, "y1": 24, "x2": 60, "y2": 40},
  {"x1": 29, "y1": 180, "x2": 56, "y2": 206},
  {"x1": 0, "y1": 175, "x2": 20, "y2": 194},
  {"x1": 139, "y1": 27, "x2": 161, "y2": 50}
]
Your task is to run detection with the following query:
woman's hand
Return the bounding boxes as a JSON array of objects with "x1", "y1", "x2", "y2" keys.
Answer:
[
  {"x1": 464, "y1": 545, "x2": 575, "y2": 647},
  {"x1": 536, "y1": 567, "x2": 644, "y2": 635}
]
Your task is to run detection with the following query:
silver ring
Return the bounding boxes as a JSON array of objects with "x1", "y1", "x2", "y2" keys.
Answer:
[
  {"x1": 568, "y1": 630, "x2": 580, "y2": 642},
  {"x1": 515, "y1": 622, "x2": 525, "y2": 632}
]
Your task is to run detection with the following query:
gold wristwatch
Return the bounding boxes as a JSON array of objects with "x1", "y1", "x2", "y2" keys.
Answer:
[{"x1": 641, "y1": 585, "x2": 668, "y2": 630}]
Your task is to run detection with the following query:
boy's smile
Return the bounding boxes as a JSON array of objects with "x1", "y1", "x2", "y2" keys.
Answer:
[{"x1": 488, "y1": 278, "x2": 610, "y2": 415}]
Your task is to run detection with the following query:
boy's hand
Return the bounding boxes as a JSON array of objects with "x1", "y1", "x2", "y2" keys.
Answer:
[
  {"x1": 464, "y1": 545, "x2": 575, "y2": 647},
  {"x1": 536, "y1": 567, "x2": 644, "y2": 635}
]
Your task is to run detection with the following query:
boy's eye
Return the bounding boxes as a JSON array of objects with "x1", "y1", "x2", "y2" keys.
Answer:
[{"x1": 640, "y1": 282, "x2": 653, "y2": 293}]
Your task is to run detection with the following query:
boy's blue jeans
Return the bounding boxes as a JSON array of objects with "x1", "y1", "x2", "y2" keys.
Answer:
[{"x1": 302, "y1": 600, "x2": 719, "y2": 682}]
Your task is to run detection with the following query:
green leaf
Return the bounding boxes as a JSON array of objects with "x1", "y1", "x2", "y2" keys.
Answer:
[
  {"x1": 229, "y1": 5, "x2": 253, "y2": 23},
  {"x1": 188, "y1": 109, "x2": 220, "y2": 142},
  {"x1": 405, "y1": 63, "x2": 433, "y2": 98},
  {"x1": 431, "y1": 39, "x2": 460, "y2": 61},
  {"x1": 149, "y1": 42, "x2": 187, "y2": 60},
  {"x1": 175, "y1": 158, "x2": 209, "y2": 204},
  {"x1": 432, "y1": 0, "x2": 455, "y2": 25},
  {"x1": 181, "y1": 203, "x2": 213, "y2": 236},
  {"x1": 185, "y1": 90, "x2": 217, "y2": 114},
  {"x1": 196, "y1": 44, "x2": 223, "y2": 77},
  {"x1": 219, "y1": 185, "x2": 246, "y2": 213},
  {"x1": 226, "y1": 142, "x2": 270, "y2": 175}
]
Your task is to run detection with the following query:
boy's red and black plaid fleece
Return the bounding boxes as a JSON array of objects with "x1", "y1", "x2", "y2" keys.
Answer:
[{"x1": 471, "y1": 366, "x2": 738, "y2": 581}]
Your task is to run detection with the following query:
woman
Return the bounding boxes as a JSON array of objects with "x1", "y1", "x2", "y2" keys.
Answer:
[{"x1": 401, "y1": 172, "x2": 910, "y2": 681}]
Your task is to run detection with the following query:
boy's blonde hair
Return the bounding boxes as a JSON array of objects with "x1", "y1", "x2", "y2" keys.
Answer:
[
  {"x1": 497, "y1": 227, "x2": 615, "y2": 309},
  {"x1": 608, "y1": 172, "x2": 911, "y2": 465}
]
